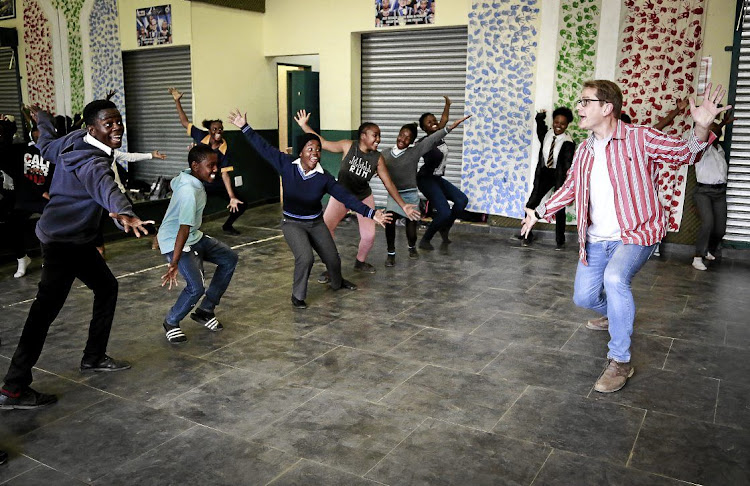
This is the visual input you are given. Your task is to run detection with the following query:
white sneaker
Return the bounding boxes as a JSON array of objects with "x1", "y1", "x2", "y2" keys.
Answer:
[
  {"x1": 705, "y1": 252, "x2": 716, "y2": 261},
  {"x1": 692, "y1": 257, "x2": 707, "y2": 271},
  {"x1": 14, "y1": 255, "x2": 31, "y2": 278},
  {"x1": 653, "y1": 244, "x2": 660, "y2": 257}
]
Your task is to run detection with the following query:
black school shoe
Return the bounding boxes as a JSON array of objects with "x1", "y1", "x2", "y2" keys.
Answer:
[
  {"x1": 222, "y1": 225, "x2": 241, "y2": 236},
  {"x1": 164, "y1": 321, "x2": 188, "y2": 344},
  {"x1": 0, "y1": 450, "x2": 7, "y2": 465},
  {"x1": 340, "y1": 279, "x2": 358, "y2": 290},
  {"x1": 291, "y1": 296, "x2": 308, "y2": 309},
  {"x1": 0, "y1": 387, "x2": 57, "y2": 410},
  {"x1": 80, "y1": 355, "x2": 131, "y2": 373},
  {"x1": 190, "y1": 308, "x2": 224, "y2": 331}
]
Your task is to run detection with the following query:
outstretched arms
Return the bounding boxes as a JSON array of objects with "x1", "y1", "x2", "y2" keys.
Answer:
[
  {"x1": 168, "y1": 87, "x2": 190, "y2": 130},
  {"x1": 653, "y1": 97, "x2": 688, "y2": 131},
  {"x1": 228, "y1": 109, "x2": 289, "y2": 173},
  {"x1": 294, "y1": 110, "x2": 353, "y2": 154},
  {"x1": 376, "y1": 157, "x2": 421, "y2": 221},
  {"x1": 690, "y1": 84, "x2": 731, "y2": 142}
]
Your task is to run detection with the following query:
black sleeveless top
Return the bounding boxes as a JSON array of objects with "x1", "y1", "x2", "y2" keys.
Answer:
[{"x1": 336, "y1": 142, "x2": 381, "y2": 200}]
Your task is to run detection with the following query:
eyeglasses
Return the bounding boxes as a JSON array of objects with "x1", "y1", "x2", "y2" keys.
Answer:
[{"x1": 576, "y1": 98, "x2": 606, "y2": 107}]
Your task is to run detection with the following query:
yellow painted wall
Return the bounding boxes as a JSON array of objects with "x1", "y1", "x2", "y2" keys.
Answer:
[
  {"x1": 703, "y1": 0, "x2": 735, "y2": 95},
  {"x1": 262, "y1": 0, "x2": 471, "y2": 130}
]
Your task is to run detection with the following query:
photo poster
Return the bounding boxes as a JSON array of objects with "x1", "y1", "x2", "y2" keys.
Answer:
[
  {"x1": 0, "y1": 0, "x2": 16, "y2": 21},
  {"x1": 136, "y1": 5, "x2": 172, "y2": 47},
  {"x1": 375, "y1": 0, "x2": 435, "y2": 28}
]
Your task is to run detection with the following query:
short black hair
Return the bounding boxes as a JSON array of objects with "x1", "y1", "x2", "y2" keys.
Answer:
[
  {"x1": 619, "y1": 113, "x2": 632, "y2": 124},
  {"x1": 357, "y1": 122, "x2": 378, "y2": 140},
  {"x1": 552, "y1": 107, "x2": 574, "y2": 124},
  {"x1": 202, "y1": 119, "x2": 223, "y2": 130},
  {"x1": 418, "y1": 112, "x2": 434, "y2": 131},
  {"x1": 188, "y1": 144, "x2": 216, "y2": 166},
  {"x1": 83, "y1": 100, "x2": 118, "y2": 126},
  {"x1": 400, "y1": 123, "x2": 418, "y2": 143}
]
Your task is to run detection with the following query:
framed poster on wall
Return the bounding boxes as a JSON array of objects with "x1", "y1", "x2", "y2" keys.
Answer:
[
  {"x1": 376, "y1": 0, "x2": 434, "y2": 27},
  {"x1": 0, "y1": 0, "x2": 16, "y2": 21},
  {"x1": 136, "y1": 5, "x2": 172, "y2": 47}
]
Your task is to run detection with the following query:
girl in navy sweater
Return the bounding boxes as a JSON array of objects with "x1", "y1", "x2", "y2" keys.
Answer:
[{"x1": 228, "y1": 110, "x2": 390, "y2": 308}]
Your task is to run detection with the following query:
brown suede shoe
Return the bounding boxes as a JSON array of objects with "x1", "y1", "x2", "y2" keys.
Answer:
[
  {"x1": 586, "y1": 316, "x2": 609, "y2": 331},
  {"x1": 594, "y1": 359, "x2": 633, "y2": 393}
]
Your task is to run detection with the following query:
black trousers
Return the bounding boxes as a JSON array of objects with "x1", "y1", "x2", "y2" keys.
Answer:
[
  {"x1": 526, "y1": 167, "x2": 566, "y2": 245},
  {"x1": 3, "y1": 242, "x2": 118, "y2": 393},
  {"x1": 385, "y1": 212, "x2": 418, "y2": 253},
  {"x1": 281, "y1": 216, "x2": 343, "y2": 300},
  {"x1": 694, "y1": 184, "x2": 727, "y2": 257},
  {"x1": 205, "y1": 184, "x2": 247, "y2": 228}
]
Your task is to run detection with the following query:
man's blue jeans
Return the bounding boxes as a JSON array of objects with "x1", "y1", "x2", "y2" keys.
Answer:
[
  {"x1": 573, "y1": 240, "x2": 655, "y2": 363},
  {"x1": 165, "y1": 235, "x2": 238, "y2": 326}
]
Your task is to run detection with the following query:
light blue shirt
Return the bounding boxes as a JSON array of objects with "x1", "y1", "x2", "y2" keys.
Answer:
[{"x1": 157, "y1": 170, "x2": 206, "y2": 254}]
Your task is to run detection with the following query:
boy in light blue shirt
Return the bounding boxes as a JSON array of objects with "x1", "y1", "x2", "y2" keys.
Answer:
[{"x1": 158, "y1": 145, "x2": 238, "y2": 343}]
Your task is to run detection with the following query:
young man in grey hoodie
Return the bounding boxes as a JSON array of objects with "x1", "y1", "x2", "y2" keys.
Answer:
[{"x1": 0, "y1": 101, "x2": 153, "y2": 410}]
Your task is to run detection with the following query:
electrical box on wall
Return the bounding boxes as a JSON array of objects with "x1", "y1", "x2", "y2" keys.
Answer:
[{"x1": 234, "y1": 175, "x2": 243, "y2": 187}]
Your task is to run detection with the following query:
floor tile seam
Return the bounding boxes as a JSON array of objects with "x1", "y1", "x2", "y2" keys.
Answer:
[
  {"x1": 528, "y1": 447, "x2": 555, "y2": 486},
  {"x1": 150, "y1": 365, "x2": 239, "y2": 410},
  {"x1": 263, "y1": 457, "x2": 305, "y2": 486},
  {"x1": 557, "y1": 322, "x2": 583, "y2": 352},
  {"x1": 362, "y1": 416, "x2": 431, "y2": 480},
  {"x1": 247, "y1": 388, "x2": 328, "y2": 441},
  {"x1": 466, "y1": 308, "x2": 503, "y2": 335},
  {"x1": 476, "y1": 342, "x2": 512, "y2": 375},
  {"x1": 660, "y1": 338, "x2": 675, "y2": 370},
  {"x1": 195, "y1": 328, "x2": 269, "y2": 359},
  {"x1": 713, "y1": 379, "x2": 721, "y2": 424},
  {"x1": 490, "y1": 384, "x2": 530, "y2": 431},
  {"x1": 377, "y1": 325, "x2": 430, "y2": 357},
  {"x1": 276, "y1": 345, "x2": 343, "y2": 381},
  {"x1": 0, "y1": 459, "x2": 45, "y2": 485},
  {"x1": 426, "y1": 415, "x2": 498, "y2": 434},
  {"x1": 624, "y1": 465, "x2": 704, "y2": 486},
  {"x1": 93, "y1": 424, "x2": 205, "y2": 483},
  {"x1": 626, "y1": 408, "x2": 648, "y2": 468},
  {"x1": 376, "y1": 364, "x2": 427, "y2": 404},
  {"x1": 667, "y1": 335, "x2": 750, "y2": 352},
  {"x1": 1, "y1": 297, "x2": 35, "y2": 309}
]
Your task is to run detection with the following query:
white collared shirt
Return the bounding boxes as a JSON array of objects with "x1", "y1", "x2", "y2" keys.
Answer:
[
  {"x1": 542, "y1": 129, "x2": 573, "y2": 169},
  {"x1": 83, "y1": 133, "x2": 113, "y2": 156},
  {"x1": 292, "y1": 158, "x2": 324, "y2": 175}
]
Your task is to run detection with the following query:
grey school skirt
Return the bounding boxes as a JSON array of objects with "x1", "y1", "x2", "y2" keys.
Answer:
[{"x1": 385, "y1": 188, "x2": 419, "y2": 218}]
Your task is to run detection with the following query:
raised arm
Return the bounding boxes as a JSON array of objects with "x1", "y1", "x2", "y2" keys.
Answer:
[
  {"x1": 168, "y1": 87, "x2": 190, "y2": 129},
  {"x1": 413, "y1": 115, "x2": 471, "y2": 158},
  {"x1": 535, "y1": 110, "x2": 548, "y2": 143},
  {"x1": 436, "y1": 96, "x2": 451, "y2": 130},
  {"x1": 31, "y1": 107, "x2": 68, "y2": 160},
  {"x1": 376, "y1": 156, "x2": 421, "y2": 221},
  {"x1": 653, "y1": 97, "x2": 688, "y2": 131},
  {"x1": 294, "y1": 110, "x2": 352, "y2": 154},
  {"x1": 228, "y1": 109, "x2": 290, "y2": 173}
]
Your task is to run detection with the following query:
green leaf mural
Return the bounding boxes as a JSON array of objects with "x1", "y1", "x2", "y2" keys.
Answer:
[
  {"x1": 52, "y1": 0, "x2": 86, "y2": 113},
  {"x1": 554, "y1": 0, "x2": 601, "y2": 145}
]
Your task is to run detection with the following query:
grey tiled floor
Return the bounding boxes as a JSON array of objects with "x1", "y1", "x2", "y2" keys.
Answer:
[{"x1": 1, "y1": 204, "x2": 749, "y2": 485}]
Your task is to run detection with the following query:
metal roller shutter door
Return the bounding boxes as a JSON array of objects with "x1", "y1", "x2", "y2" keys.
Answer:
[
  {"x1": 361, "y1": 27, "x2": 468, "y2": 207},
  {"x1": 0, "y1": 47, "x2": 23, "y2": 138},
  {"x1": 122, "y1": 46, "x2": 193, "y2": 183},
  {"x1": 726, "y1": 1, "x2": 750, "y2": 244}
]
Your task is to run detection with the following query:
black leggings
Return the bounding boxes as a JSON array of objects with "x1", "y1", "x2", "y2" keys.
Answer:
[{"x1": 385, "y1": 211, "x2": 418, "y2": 253}]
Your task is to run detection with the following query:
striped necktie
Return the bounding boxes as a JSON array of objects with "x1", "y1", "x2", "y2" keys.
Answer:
[{"x1": 546, "y1": 136, "x2": 557, "y2": 168}]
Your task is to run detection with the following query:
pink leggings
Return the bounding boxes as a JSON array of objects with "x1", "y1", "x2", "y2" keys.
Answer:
[{"x1": 323, "y1": 195, "x2": 375, "y2": 262}]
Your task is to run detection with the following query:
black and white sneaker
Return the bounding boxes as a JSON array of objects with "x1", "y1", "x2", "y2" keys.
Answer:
[
  {"x1": 190, "y1": 308, "x2": 224, "y2": 331},
  {"x1": 163, "y1": 321, "x2": 187, "y2": 344}
]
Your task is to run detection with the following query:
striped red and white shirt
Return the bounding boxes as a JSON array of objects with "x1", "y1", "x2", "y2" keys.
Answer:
[{"x1": 539, "y1": 120, "x2": 715, "y2": 264}]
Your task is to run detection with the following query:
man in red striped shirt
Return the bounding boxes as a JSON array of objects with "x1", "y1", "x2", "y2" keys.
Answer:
[{"x1": 521, "y1": 80, "x2": 730, "y2": 393}]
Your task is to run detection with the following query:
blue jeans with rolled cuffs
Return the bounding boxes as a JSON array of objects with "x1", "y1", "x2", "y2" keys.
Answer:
[
  {"x1": 165, "y1": 235, "x2": 238, "y2": 326},
  {"x1": 573, "y1": 240, "x2": 655, "y2": 363}
]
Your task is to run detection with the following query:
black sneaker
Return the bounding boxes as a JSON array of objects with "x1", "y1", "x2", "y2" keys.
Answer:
[
  {"x1": 222, "y1": 225, "x2": 241, "y2": 236},
  {"x1": 340, "y1": 279, "x2": 358, "y2": 290},
  {"x1": 164, "y1": 321, "x2": 187, "y2": 344},
  {"x1": 418, "y1": 238, "x2": 434, "y2": 251},
  {"x1": 0, "y1": 450, "x2": 7, "y2": 465},
  {"x1": 555, "y1": 243, "x2": 565, "y2": 251},
  {"x1": 317, "y1": 270, "x2": 330, "y2": 284},
  {"x1": 385, "y1": 254, "x2": 396, "y2": 267},
  {"x1": 291, "y1": 296, "x2": 308, "y2": 309},
  {"x1": 354, "y1": 260, "x2": 376, "y2": 273},
  {"x1": 439, "y1": 228, "x2": 452, "y2": 244},
  {"x1": 0, "y1": 387, "x2": 57, "y2": 410},
  {"x1": 80, "y1": 355, "x2": 131, "y2": 373},
  {"x1": 408, "y1": 247, "x2": 419, "y2": 259},
  {"x1": 190, "y1": 308, "x2": 224, "y2": 331}
]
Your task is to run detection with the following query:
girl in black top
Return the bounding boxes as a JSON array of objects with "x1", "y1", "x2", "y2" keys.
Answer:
[{"x1": 295, "y1": 110, "x2": 420, "y2": 280}]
